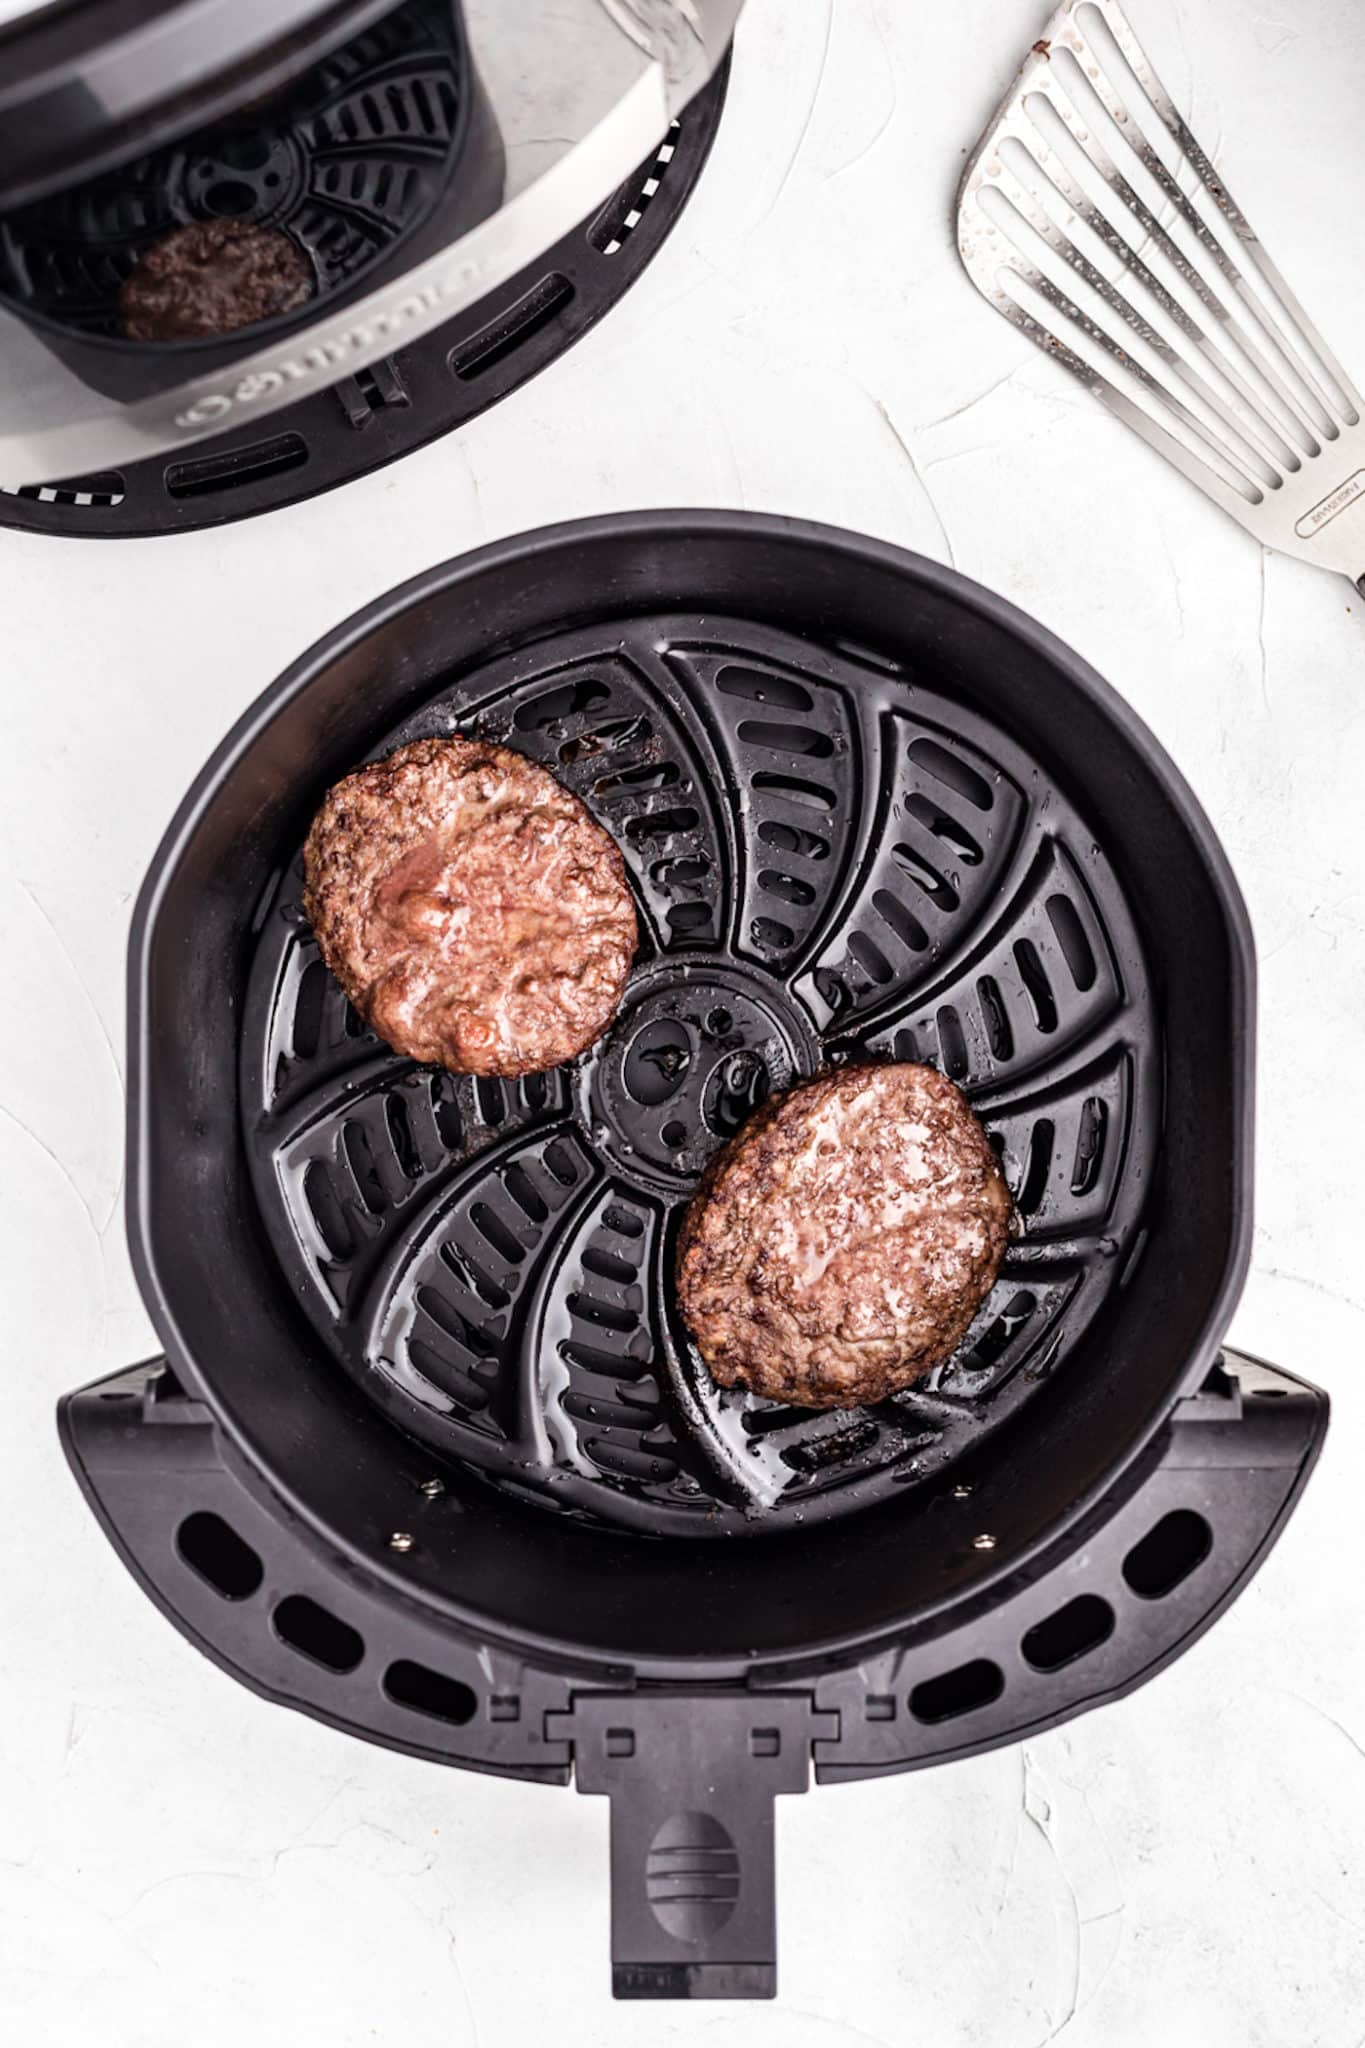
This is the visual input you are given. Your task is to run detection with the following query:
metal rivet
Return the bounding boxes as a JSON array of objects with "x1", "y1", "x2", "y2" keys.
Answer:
[
  {"x1": 419, "y1": 1478, "x2": 444, "y2": 1498},
  {"x1": 972, "y1": 1533, "x2": 997, "y2": 1551},
  {"x1": 389, "y1": 1531, "x2": 415, "y2": 1552},
  {"x1": 951, "y1": 1484, "x2": 973, "y2": 1499}
]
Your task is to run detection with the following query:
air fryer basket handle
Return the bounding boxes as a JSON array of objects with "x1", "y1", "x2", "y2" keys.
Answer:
[
  {"x1": 549, "y1": 1691, "x2": 836, "y2": 2000},
  {"x1": 60, "y1": 1350, "x2": 1327, "y2": 2002}
]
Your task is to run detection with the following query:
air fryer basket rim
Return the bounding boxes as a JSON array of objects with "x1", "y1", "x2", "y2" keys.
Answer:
[{"x1": 125, "y1": 509, "x2": 1256, "y2": 1672}]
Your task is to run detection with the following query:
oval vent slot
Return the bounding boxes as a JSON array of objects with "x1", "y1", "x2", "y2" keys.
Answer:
[
  {"x1": 1123, "y1": 1510, "x2": 1212, "y2": 1599},
  {"x1": 383, "y1": 1660, "x2": 477, "y2": 1726},
  {"x1": 909, "y1": 1657, "x2": 1005, "y2": 1724},
  {"x1": 176, "y1": 1512, "x2": 263, "y2": 1601},
  {"x1": 272, "y1": 1595, "x2": 364, "y2": 1674}
]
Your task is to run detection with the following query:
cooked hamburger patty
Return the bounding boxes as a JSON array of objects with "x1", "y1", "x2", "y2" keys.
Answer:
[
  {"x1": 676, "y1": 1062, "x2": 1013, "y2": 1410},
  {"x1": 302, "y1": 736, "x2": 637, "y2": 1078},
  {"x1": 119, "y1": 220, "x2": 314, "y2": 341}
]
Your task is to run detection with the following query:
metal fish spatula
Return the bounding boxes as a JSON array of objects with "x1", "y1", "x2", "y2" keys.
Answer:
[{"x1": 956, "y1": 0, "x2": 1365, "y2": 591}]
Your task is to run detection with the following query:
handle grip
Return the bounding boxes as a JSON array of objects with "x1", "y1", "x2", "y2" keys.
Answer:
[{"x1": 548, "y1": 1691, "x2": 837, "y2": 2000}]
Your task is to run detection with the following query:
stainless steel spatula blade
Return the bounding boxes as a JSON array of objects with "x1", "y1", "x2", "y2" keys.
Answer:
[{"x1": 957, "y1": 0, "x2": 1365, "y2": 590}]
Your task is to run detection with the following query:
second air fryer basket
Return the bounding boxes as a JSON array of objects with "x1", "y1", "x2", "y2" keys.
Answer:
[{"x1": 0, "y1": 0, "x2": 504, "y2": 399}]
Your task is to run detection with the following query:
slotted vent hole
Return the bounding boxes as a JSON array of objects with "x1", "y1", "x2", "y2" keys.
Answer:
[
  {"x1": 1123, "y1": 1510, "x2": 1212, "y2": 1599},
  {"x1": 736, "y1": 719, "x2": 833, "y2": 759},
  {"x1": 1014, "y1": 938, "x2": 1058, "y2": 1034},
  {"x1": 304, "y1": 1160, "x2": 355, "y2": 1259},
  {"x1": 569, "y1": 1290, "x2": 637, "y2": 1335},
  {"x1": 471, "y1": 1201, "x2": 523, "y2": 1265},
  {"x1": 431, "y1": 1077, "x2": 462, "y2": 1153},
  {"x1": 519, "y1": 1072, "x2": 549, "y2": 1113},
  {"x1": 176, "y1": 1513, "x2": 263, "y2": 1601},
  {"x1": 383, "y1": 1659, "x2": 476, "y2": 1725},
  {"x1": 341, "y1": 1122, "x2": 387, "y2": 1213},
  {"x1": 752, "y1": 916, "x2": 796, "y2": 950},
  {"x1": 448, "y1": 273, "x2": 575, "y2": 380},
  {"x1": 514, "y1": 678, "x2": 610, "y2": 730},
  {"x1": 543, "y1": 1140, "x2": 581, "y2": 1186},
  {"x1": 385, "y1": 1092, "x2": 422, "y2": 1180},
  {"x1": 417, "y1": 1284, "x2": 491, "y2": 1353},
  {"x1": 904, "y1": 793, "x2": 983, "y2": 864},
  {"x1": 716, "y1": 664, "x2": 814, "y2": 711},
  {"x1": 563, "y1": 1390, "x2": 654, "y2": 1431},
  {"x1": 587, "y1": 1437, "x2": 679, "y2": 1482},
  {"x1": 503, "y1": 1164, "x2": 548, "y2": 1222},
  {"x1": 653, "y1": 853, "x2": 710, "y2": 887},
  {"x1": 408, "y1": 1339, "x2": 489, "y2": 1409},
  {"x1": 595, "y1": 760, "x2": 679, "y2": 797},
  {"x1": 474, "y1": 1077, "x2": 505, "y2": 1126},
  {"x1": 965, "y1": 1291, "x2": 1037, "y2": 1370},
  {"x1": 936, "y1": 1004, "x2": 969, "y2": 1080},
  {"x1": 782, "y1": 1419, "x2": 879, "y2": 1474},
  {"x1": 291, "y1": 956, "x2": 329, "y2": 1061},
  {"x1": 1046, "y1": 893, "x2": 1098, "y2": 991},
  {"x1": 438, "y1": 1240, "x2": 508, "y2": 1310},
  {"x1": 873, "y1": 889, "x2": 930, "y2": 954},
  {"x1": 892, "y1": 842, "x2": 958, "y2": 909},
  {"x1": 977, "y1": 975, "x2": 1014, "y2": 1062},
  {"x1": 273, "y1": 1595, "x2": 364, "y2": 1673},
  {"x1": 759, "y1": 869, "x2": 816, "y2": 907},
  {"x1": 907, "y1": 738, "x2": 993, "y2": 810},
  {"x1": 583, "y1": 1245, "x2": 637, "y2": 1285},
  {"x1": 910, "y1": 1658, "x2": 1004, "y2": 1723},
  {"x1": 1021, "y1": 1593, "x2": 1115, "y2": 1672},
  {"x1": 625, "y1": 805, "x2": 699, "y2": 843},
  {"x1": 602, "y1": 1205, "x2": 644, "y2": 1238},
  {"x1": 165, "y1": 435, "x2": 307, "y2": 501},
  {"x1": 758, "y1": 818, "x2": 829, "y2": 861},
  {"x1": 750, "y1": 772, "x2": 835, "y2": 811},
  {"x1": 1018, "y1": 1119, "x2": 1055, "y2": 1214},
  {"x1": 848, "y1": 931, "x2": 894, "y2": 985},
  {"x1": 1071, "y1": 1096, "x2": 1108, "y2": 1195},
  {"x1": 562, "y1": 1338, "x2": 650, "y2": 1380}
]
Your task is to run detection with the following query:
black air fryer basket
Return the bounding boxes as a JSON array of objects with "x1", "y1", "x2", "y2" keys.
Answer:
[{"x1": 63, "y1": 512, "x2": 1327, "y2": 2000}]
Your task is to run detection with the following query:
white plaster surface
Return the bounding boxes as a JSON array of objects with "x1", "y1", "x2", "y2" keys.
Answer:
[{"x1": 2, "y1": 1, "x2": 1364, "y2": 2042}]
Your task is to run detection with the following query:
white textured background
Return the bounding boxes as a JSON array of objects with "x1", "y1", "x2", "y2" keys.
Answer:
[{"x1": 3, "y1": 1, "x2": 1364, "y2": 2042}]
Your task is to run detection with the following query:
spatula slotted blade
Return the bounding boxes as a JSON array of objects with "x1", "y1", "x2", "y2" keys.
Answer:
[{"x1": 957, "y1": 0, "x2": 1365, "y2": 589}]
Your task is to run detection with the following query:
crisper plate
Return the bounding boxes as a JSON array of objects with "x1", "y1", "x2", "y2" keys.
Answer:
[{"x1": 242, "y1": 612, "x2": 1159, "y2": 1536}]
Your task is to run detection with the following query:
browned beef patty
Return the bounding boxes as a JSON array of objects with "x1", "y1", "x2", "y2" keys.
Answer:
[
  {"x1": 302, "y1": 736, "x2": 638, "y2": 1078},
  {"x1": 119, "y1": 220, "x2": 314, "y2": 341},
  {"x1": 676, "y1": 1062, "x2": 1014, "y2": 1409}
]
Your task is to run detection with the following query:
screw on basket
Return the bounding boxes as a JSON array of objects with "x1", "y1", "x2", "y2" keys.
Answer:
[{"x1": 957, "y1": 0, "x2": 1365, "y2": 591}]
